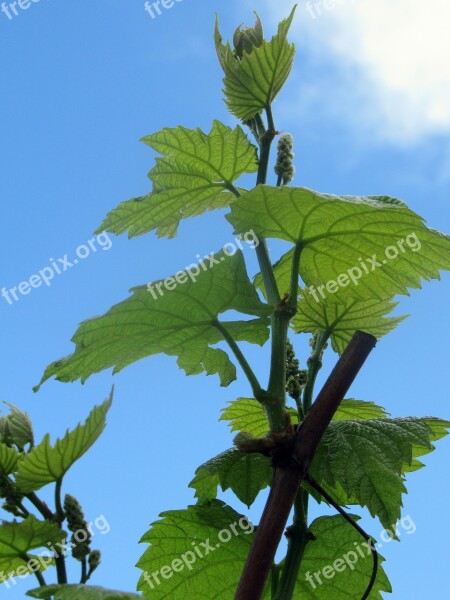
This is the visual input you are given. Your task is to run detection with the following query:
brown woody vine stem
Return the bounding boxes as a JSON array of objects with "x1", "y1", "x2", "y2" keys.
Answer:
[{"x1": 234, "y1": 331, "x2": 377, "y2": 600}]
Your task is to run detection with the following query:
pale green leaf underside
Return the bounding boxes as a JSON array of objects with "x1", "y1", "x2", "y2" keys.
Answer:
[
  {"x1": 220, "y1": 397, "x2": 271, "y2": 438},
  {"x1": 36, "y1": 251, "x2": 271, "y2": 389},
  {"x1": 0, "y1": 515, "x2": 64, "y2": 575},
  {"x1": 215, "y1": 8, "x2": 296, "y2": 121},
  {"x1": 311, "y1": 417, "x2": 450, "y2": 530},
  {"x1": 0, "y1": 442, "x2": 20, "y2": 475},
  {"x1": 189, "y1": 448, "x2": 272, "y2": 507},
  {"x1": 97, "y1": 121, "x2": 257, "y2": 239},
  {"x1": 229, "y1": 186, "x2": 450, "y2": 300},
  {"x1": 290, "y1": 515, "x2": 391, "y2": 599},
  {"x1": 333, "y1": 400, "x2": 388, "y2": 421},
  {"x1": 137, "y1": 501, "x2": 255, "y2": 599},
  {"x1": 1, "y1": 555, "x2": 54, "y2": 578},
  {"x1": 15, "y1": 394, "x2": 112, "y2": 493},
  {"x1": 27, "y1": 585, "x2": 140, "y2": 600},
  {"x1": 220, "y1": 398, "x2": 384, "y2": 438},
  {"x1": 293, "y1": 294, "x2": 407, "y2": 354}
]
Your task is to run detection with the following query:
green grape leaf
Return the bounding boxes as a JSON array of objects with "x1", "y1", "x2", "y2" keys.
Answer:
[
  {"x1": 310, "y1": 417, "x2": 450, "y2": 530},
  {"x1": 35, "y1": 250, "x2": 271, "y2": 389},
  {"x1": 137, "y1": 501, "x2": 256, "y2": 599},
  {"x1": 333, "y1": 400, "x2": 389, "y2": 421},
  {"x1": 15, "y1": 393, "x2": 112, "y2": 493},
  {"x1": 220, "y1": 399, "x2": 388, "y2": 441},
  {"x1": 215, "y1": 8, "x2": 296, "y2": 121},
  {"x1": 189, "y1": 448, "x2": 272, "y2": 507},
  {"x1": 228, "y1": 186, "x2": 450, "y2": 300},
  {"x1": 287, "y1": 515, "x2": 391, "y2": 599},
  {"x1": 26, "y1": 586, "x2": 140, "y2": 600},
  {"x1": 0, "y1": 443, "x2": 20, "y2": 475},
  {"x1": 220, "y1": 397, "x2": 299, "y2": 438},
  {"x1": 402, "y1": 417, "x2": 450, "y2": 472},
  {"x1": 220, "y1": 397, "x2": 270, "y2": 438},
  {"x1": 97, "y1": 121, "x2": 257, "y2": 239},
  {"x1": 0, "y1": 555, "x2": 52, "y2": 581},
  {"x1": 293, "y1": 294, "x2": 407, "y2": 354},
  {"x1": 0, "y1": 515, "x2": 64, "y2": 576}
]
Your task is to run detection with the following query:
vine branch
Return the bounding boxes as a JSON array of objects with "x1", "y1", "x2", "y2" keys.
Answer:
[
  {"x1": 213, "y1": 321, "x2": 263, "y2": 399},
  {"x1": 234, "y1": 331, "x2": 377, "y2": 600}
]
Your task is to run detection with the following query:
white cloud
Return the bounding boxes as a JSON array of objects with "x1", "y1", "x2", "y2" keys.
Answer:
[{"x1": 258, "y1": 0, "x2": 450, "y2": 144}]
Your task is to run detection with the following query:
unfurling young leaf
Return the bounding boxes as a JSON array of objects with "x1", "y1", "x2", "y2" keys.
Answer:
[
  {"x1": 215, "y1": 7, "x2": 297, "y2": 121},
  {"x1": 15, "y1": 392, "x2": 113, "y2": 493},
  {"x1": 0, "y1": 402, "x2": 34, "y2": 451}
]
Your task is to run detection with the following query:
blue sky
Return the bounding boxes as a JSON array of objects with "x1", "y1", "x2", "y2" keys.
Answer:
[{"x1": 1, "y1": 0, "x2": 449, "y2": 598}]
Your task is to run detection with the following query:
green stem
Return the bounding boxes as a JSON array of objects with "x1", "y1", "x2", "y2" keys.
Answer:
[
  {"x1": 274, "y1": 490, "x2": 310, "y2": 600},
  {"x1": 81, "y1": 558, "x2": 88, "y2": 584},
  {"x1": 25, "y1": 492, "x2": 55, "y2": 521},
  {"x1": 20, "y1": 553, "x2": 47, "y2": 587},
  {"x1": 254, "y1": 104, "x2": 289, "y2": 432},
  {"x1": 25, "y1": 491, "x2": 67, "y2": 584},
  {"x1": 55, "y1": 552, "x2": 68, "y2": 585},
  {"x1": 2, "y1": 475, "x2": 30, "y2": 518},
  {"x1": 257, "y1": 129, "x2": 275, "y2": 186},
  {"x1": 213, "y1": 321, "x2": 263, "y2": 399},
  {"x1": 303, "y1": 330, "x2": 329, "y2": 413},
  {"x1": 215, "y1": 320, "x2": 287, "y2": 432},
  {"x1": 225, "y1": 182, "x2": 242, "y2": 198},
  {"x1": 266, "y1": 104, "x2": 276, "y2": 134},
  {"x1": 288, "y1": 244, "x2": 303, "y2": 312},
  {"x1": 266, "y1": 243, "x2": 302, "y2": 431},
  {"x1": 16, "y1": 501, "x2": 30, "y2": 518},
  {"x1": 254, "y1": 123, "x2": 280, "y2": 306},
  {"x1": 232, "y1": 107, "x2": 279, "y2": 310},
  {"x1": 267, "y1": 311, "x2": 290, "y2": 403},
  {"x1": 257, "y1": 242, "x2": 280, "y2": 306},
  {"x1": 271, "y1": 563, "x2": 281, "y2": 598},
  {"x1": 245, "y1": 112, "x2": 266, "y2": 144},
  {"x1": 225, "y1": 181, "x2": 279, "y2": 306},
  {"x1": 55, "y1": 478, "x2": 64, "y2": 523},
  {"x1": 34, "y1": 569, "x2": 47, "y2": 588},
  {"x1": 255, "y1": 112, "x2": 267, "y2": 139}
]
